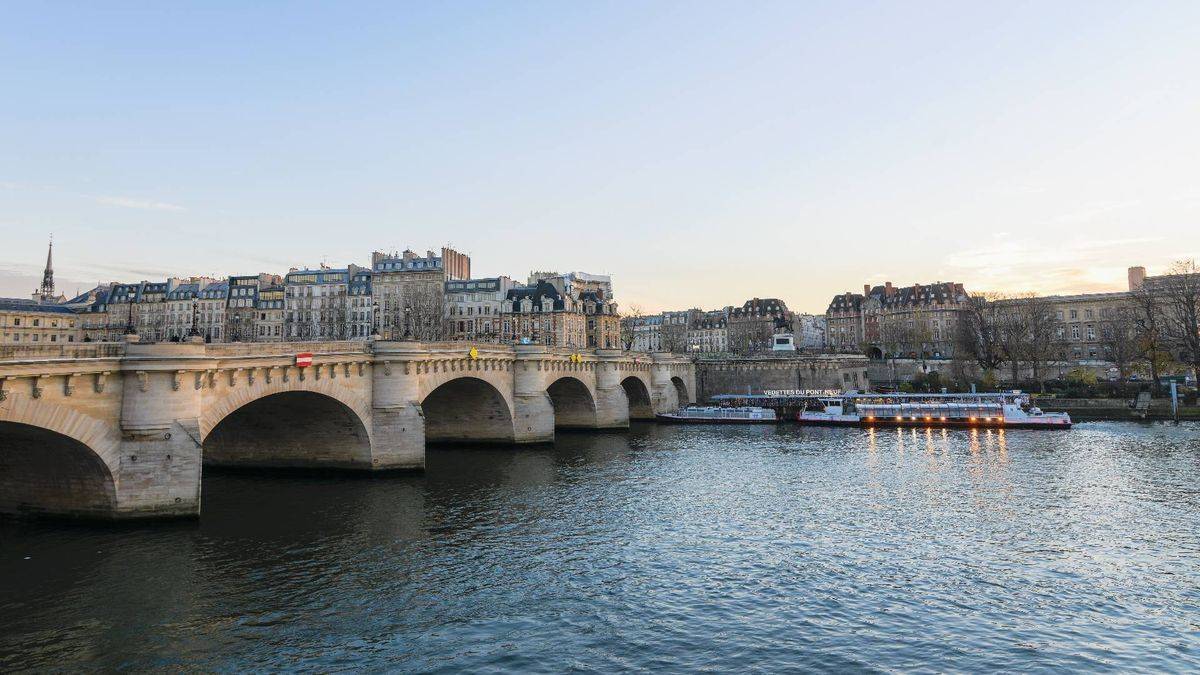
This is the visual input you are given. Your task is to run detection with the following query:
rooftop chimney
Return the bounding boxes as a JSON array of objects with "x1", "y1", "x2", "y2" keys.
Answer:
[
  {"x1": 1128, "y1": 266, "x2": 1147, "y2": 291},
  {"x1": 863, "y1": 284, "x2": 871, "y2": 295}
]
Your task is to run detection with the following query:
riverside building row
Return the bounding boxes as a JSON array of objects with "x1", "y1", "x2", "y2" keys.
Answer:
[
  {"x1": 624, "y1": 301, "x2": 828, "y2": 355},
  {"x1": 5, "y1": 243, "x2": 620, "y2": 349}
]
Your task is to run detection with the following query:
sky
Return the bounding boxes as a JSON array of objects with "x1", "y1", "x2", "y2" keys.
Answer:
[{"x1": 2, "y1": 1, "x2": 1198, "y2": 313}]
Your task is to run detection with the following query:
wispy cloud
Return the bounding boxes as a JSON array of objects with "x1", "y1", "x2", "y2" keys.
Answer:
[
  {"x1": 96, "y1": 196, "x2": 185, "y2": 212},
  {"x1": 944, "y1": 235, "x2": 1166, "y2": 295}
]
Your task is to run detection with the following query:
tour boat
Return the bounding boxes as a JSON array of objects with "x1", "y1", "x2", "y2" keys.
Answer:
[
  {"x1": 797, "y1": 392, "x2": 1071, "y2": 429},
  {"x1": 657, "y1": 406, "x2": 778, "y2": 424}
]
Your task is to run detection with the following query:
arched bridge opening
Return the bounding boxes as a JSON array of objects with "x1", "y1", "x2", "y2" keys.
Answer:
[
  {"x1": 621, "y1": 376, "x2": 654, "y2": 420},
  {"x1": 203, "y1": 391, "x2": 373, "y2": 469},
  {"x1": 670, "y1": 376, "x2": 691, "y2": 409},
  {"x1": 0, "y1": 422, "x2": 117, "y2": 519},
  {"x1": 422, "y1": 377, "x2": 515, "y2": 445},
  {"x1": 546, "y1": 377, "x2": 597, "y2": 429}
]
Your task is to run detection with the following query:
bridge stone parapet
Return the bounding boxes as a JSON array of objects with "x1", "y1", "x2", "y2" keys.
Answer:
[{"x1": 0, "y1": 340, "x2": 694, "y2": 520}]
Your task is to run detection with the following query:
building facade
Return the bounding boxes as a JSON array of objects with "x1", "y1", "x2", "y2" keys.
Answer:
[
  {"x1": 0, "y1": 299, "x2": 80, "y2": 345},
  {"x1": 501, "y1": 281, "x2": 587, "y2": 348},
  {"x1": 687, "y1": 310, "x2": 729, "y2": 354},
  {"x1": 446, "y1": 276, "x2": 521, "y2": 342},
  {"x1": 728, "y1": 298, "x2": 792, "y2": 354},
  {"x1": 285, "y1": 267, "x2": 356, "y2": 340},
  {"x1": 372, "y1": 248, "x2": 469, "y2": 340},
  {"x1": 826, "y1": 281, "x2": 969, "y2": 359}
]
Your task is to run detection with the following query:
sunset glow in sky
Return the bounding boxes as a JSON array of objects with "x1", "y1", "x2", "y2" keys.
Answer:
[{"x1": 2, "y1": 2, "x2": 1197, "y2": 312}]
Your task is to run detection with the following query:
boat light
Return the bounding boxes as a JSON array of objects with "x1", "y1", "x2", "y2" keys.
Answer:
[
  {"x1": 895, "y1": 416, "x2": 903, "y2": 421},
  {"x1": 940, "y1": 417, "x2": 947, "y2": 421}
]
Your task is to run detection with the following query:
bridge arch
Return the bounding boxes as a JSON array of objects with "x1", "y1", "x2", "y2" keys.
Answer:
[
  {"x1": 546, "y1": 376, "x2": 598, "y2": 429},
  {"x1": 670, "y1": 376, "x2": 691, "y2": 408},
  {"x1": 0, "y1": 421, "x2": 118, "y2": 519},
  {"x1": 421, "y1": 376, "x2": 516, "y2": 444},
  {"x1": 621, "y1": 375, "x2": 654, "y2": 420},
  {"x1": 202, "y1": 388, "x2": 374, "y2": 469}
]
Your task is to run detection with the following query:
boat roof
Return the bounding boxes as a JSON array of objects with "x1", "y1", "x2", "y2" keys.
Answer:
[{"x1": 841, "y1": 392, "x2": 1024, "y2": 399}]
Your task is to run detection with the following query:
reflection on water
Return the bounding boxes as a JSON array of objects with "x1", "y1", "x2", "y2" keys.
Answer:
[{"x1": 2, "y1": 422, "x2": 1200, "y2": 672}]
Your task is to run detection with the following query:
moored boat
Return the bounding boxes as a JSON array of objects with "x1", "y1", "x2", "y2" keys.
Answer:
[
  {"x1": 797, "y1": 392, "x2": 1071, "y2": 429},
  {"x1": 657, "y1": 405, "x2": 778, "y2": 424}
]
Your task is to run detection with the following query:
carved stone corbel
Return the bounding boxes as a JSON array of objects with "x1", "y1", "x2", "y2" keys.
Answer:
[
  {"x1": 96, "y1": 371, "x2": 109, "y2": 394},
  {"x1": 313, "y1": 364, "x2": 322, "y2": 380},
  {"x1": 383, "y1": 360, "x2": 392, "y2": 376},
  {"x1": 344, "y1": 363, "x2": 351, "y2": 378},
  {"x1": 330, "y1": 363, "x2": 337, "y2": 379},
  {"x1": 194, "y1": 372, "x2": 204, "y2": 390},
  {"x1": 282, "y1": 367, "x2": 291, "y2": 383},
  {"x1": 357, "y1": 362, "x2": 365, "y2": 377},
  {"x1": 247, "y1": 368, "x2": 256, "y2": 386},
  {"x1": 265, "y1": 367, "x2": 275, "y2": 384},
  {"x1": 136, "y1": 371, "x2": 149, "y2": 393},
  {"x1": 0, "y1": 376, "x2": 13, "y2": 401},
  {"x1": 206, "y1": 370, "x2": 217, "y2": 389},
  {"x1": 65, "y1": 372, "x2": 81, "y2": 397},
  {"x1": 172, "y1": 370, "x2": 185, "y2": 391}
]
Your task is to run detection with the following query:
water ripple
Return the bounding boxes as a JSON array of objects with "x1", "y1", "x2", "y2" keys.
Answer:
[{"x1": 2, "y1": 422, "x2": 1199, "y2": 672}]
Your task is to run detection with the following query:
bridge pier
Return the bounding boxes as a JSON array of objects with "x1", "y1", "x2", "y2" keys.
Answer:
[
  {"x1": 114, "y1": 342, "x2": 205, "y2": 519},
  {"x1": 593, "y1": 350, "x2": 632, "y2": 429},
  {"x1": 371, "y1": 343, "x2": 427, "y2": 469},
  {"x1": 512, "y1": 345, "x2": 556, "y2": 443}
]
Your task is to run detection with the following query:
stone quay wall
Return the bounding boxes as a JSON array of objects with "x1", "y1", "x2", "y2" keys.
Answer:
[{"x1": 695, "y1": 354, "x2": 871, "y2": 401}]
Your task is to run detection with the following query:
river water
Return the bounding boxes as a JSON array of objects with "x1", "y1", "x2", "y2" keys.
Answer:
[{"x1": 2, "y1": 423, "x2": 1199, "y2": 672}]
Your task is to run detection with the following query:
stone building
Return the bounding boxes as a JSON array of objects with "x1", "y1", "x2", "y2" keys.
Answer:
[
  {"x1": 348, "y1": 269, "x2": 373, "y2": 339},
  {"x1": 826, "y1": 281, "x2": 969, "y2": 358},
  {"x1": 196, "y1": 280, "x2": 229, "y2": 342},
  {"x1": 528, "y1": 271, "x2": 613, "y2": 301},
  {"x1": 628, "y1": 315, "x2": 663, "y2": 352},
  {"x1": 285, "y1": 267, "x2": 359, "y2": 340},
  {"x1": 582, "y1": 291, "x2": 621, "y2": 349},
  {"x1": 446, "y1": 276, "x2": 522, "y2": 342},
  {"x1": 103, "y1": 282, "x2": 143, "y2": 341},
  {"x1": 686, "y1": 310, "x2": 729, "y2": 354},
  {"x1": 256, "y1": 284, "x2": 287, "y2": 341},
  {"x1": 371, "y1": 248, "x2": 469, "y2": 340},
  {"x1": 0, "y1": 299, "x2": 80, "y2": 345},
  {"x1": 165, "y1": 282, "x2": 202, "y2": 341},
  {"x1": 991, "y1": 289, "x2": 1142, "y2": 369},
  {"x1": 227, "y1": 274, "x2": 282, "y2": 342},
  {"x1": 501, "y1": 280, "x2": 587, "y2": 348},
  {"x1": 792, "y1": 313, "x2": 828, "y2": 351},
  {"x1": 727, "y1": 298, "x2": 792, "y2": 354}
]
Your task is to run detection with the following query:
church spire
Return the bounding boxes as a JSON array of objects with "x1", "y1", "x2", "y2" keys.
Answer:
[{"x1": 37, "y1": 235, "x2": 55, "y2": 303}]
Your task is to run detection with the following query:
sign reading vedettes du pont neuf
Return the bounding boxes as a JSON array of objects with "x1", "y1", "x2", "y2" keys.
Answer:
[{"x1": 295, "y1": 353, "x2": 314, "y2": 368}]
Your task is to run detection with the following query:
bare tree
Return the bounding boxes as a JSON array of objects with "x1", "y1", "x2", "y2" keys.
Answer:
[
  {"x1": 1129, "y1": 283, "x2": 1172, "y2": 394},
  {"x1": 620, "y1": 304, "x2": 643, "y2": 350},
  {"x1": 1098, "y1": 303, "x2": 1141, "y2": 380},
  {"x1": 1021, "y1": 296, "x2": 1066, "y2": 391},
  {"x1": 955, "y1": 294, "x2": 1005, "y2": 377},
  {"x1": 879, "y1": 319, "x2": 914, "y2": 383},
  {"x1": 1158, "y1": 259, "x2": 1200, "y2": 384}
]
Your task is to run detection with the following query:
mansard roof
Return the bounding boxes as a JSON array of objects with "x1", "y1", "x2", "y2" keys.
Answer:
[
  {"x1": 731, "y1": 297, "x2": 789, "y2": 317},
  {"x1": 827, "y1": 281, "x2": 966, "y2": 313},
  {"x1": 506, "y1": 280, "x2": 566, "y2": 312},
  {"x1": 0, "y1": 298, "x2": 78, "y2": 315}
]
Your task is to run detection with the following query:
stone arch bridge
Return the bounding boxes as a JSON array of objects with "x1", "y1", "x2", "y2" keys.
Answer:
[{"x1": 0, "y1": 341, "x2": 694, "y2": 520}]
